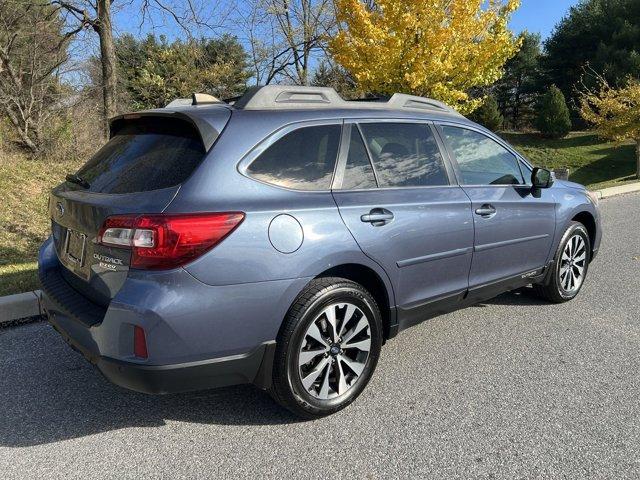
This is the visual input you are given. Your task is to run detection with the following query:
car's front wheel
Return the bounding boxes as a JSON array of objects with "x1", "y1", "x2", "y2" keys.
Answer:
[
  {"x1": 270, "y1": 277, "x2": 383, "y2": 419},
  {"x1": 534, "y1": 221, "x2": 591, "y2": 303}
]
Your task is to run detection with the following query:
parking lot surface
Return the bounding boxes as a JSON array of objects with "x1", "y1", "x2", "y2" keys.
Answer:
[{"x1": 1, "y1": 192, "x2": 639, "y2": 479}]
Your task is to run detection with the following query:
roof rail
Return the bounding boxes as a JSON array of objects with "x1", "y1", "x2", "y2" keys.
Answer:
[
  {"x1": 386, "y1": 94, "x2": 457, "y2": 114},
  {"x1": 192, "y1": 93, "x2": 223, "y2": 105},
  {"x1": 233, "y1": 86, "x2": 344, "y2": 109},
  {"x1": 232, "y1": 85, "x2": 462, "y2": 115},
  {"x1": 165, "y1": 98, "x2": 192, "y2": 107},
  {"x1": 165, "y1": 93, "x2": 223, "y2": 108}
]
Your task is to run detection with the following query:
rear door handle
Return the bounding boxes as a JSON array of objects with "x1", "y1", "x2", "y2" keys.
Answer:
[
  {"x1": 361, "y1": 208, "x2": 394, "y2": 226},
  {"x1": 475, "y1": 204, "x2": 497, "y2": 217}
]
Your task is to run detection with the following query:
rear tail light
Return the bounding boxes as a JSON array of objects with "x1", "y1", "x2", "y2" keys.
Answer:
[
  {"x1": 134, "y1": 325, "x2": 148, "y2": 359},
  {"x1": 98, "y1": 212, "x2": 244, "y2": 269}
]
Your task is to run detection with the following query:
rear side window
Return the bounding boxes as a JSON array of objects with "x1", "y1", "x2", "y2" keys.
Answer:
[
  {"x1": 247, "y1": 124, "x2": 340, "y2": 190},
  {"x1": 358, "y1": 123, "x2": 449, "y2": 187},
  {"x1": 341, "y1": 128, "x2": 377, "y2": 190},
  {"x1": 441, "y1": 126, "x2": 525, "y2": 185},
  {"x1": 75, "y1": 118, "x2": 205, "y2": 194}
]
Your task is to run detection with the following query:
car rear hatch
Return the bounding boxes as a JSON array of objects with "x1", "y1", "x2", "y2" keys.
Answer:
[{"x1": 48, "y1": 109, "x2": 230, "y2": 308}]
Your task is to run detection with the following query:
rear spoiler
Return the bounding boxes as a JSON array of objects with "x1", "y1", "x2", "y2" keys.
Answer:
[{"x1": 109, "y1": 110, "x2": 226, "y2": 152}]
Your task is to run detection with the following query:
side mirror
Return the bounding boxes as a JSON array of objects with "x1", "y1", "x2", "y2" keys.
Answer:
[{"x1": 532, "y1": 167, "x2": 554, "y2": 188}]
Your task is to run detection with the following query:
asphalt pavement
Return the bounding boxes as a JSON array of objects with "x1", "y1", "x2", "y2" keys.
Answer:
[{"x1": 1, "y1": 192, "x2": 639, "y2": 479}]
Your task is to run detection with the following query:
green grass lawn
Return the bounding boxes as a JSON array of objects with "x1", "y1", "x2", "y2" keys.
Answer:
[
  {"x1": 500, "y1": 131, "x2": 638, "y2": 190},
  {"x1": 0, "y1": 152, "x2": 82, "y2": 297},
  {"x1": 0, "y1": 131, "x2": 638, "y2": 297}
]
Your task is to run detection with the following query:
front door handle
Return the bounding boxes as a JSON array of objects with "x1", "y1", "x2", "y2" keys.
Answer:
[
  {"x1": 361, "y1": 208, "x2": 394, "y2": 226},
  {"x1": 475, "y1": 204, "x2": 497, "y2": 217}
]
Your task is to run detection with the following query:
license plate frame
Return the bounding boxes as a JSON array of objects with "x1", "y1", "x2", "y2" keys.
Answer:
[{"x1": 64, "y1": 228, "x2": 87, "y2": 267}]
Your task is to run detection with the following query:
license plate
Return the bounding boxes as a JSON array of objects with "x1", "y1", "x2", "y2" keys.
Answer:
[{"x1": 65, "y1": 229, "x2": 87, "y2": 266}]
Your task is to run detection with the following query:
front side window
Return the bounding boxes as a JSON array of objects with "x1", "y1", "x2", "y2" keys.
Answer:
[
  {"x1": 247, "y1": 124, "x2": 340, "y2": 190},
  {"x1": 441, "y1": 126, "x2": 525, "y2": 185},
  {"x1": 358, "y1": 123, "x2": 449, "y2": 188}
]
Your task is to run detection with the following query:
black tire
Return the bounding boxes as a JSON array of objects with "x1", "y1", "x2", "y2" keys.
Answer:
[
  {"x1": 533, "y1": 221, "x2": 591, "y2": 303},
  {"x1": 269, "y1": 277, "x2": 383, "y2": 419}
]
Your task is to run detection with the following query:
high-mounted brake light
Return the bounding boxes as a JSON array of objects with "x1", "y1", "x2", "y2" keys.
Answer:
[{"x1": 98, "y1": 212, "x2": 245, "y2": 270}]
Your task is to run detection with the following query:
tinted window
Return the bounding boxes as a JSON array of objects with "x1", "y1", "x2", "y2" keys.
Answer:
[
  {"x1": 247, "y1": 125, "x2": 340, "y2": 190},
  {"x1": 442, "y1": 126, "x2": 525, "y2": 185},
  {"x1": 75, "y1": 118, "x2": 205, "y2": 194},
  {"x1": 358, "y1": 123, "x2": 448, "y2": 187},
  {"x1": 341, "y1": 128, "x2": 377, "y2": 190}
]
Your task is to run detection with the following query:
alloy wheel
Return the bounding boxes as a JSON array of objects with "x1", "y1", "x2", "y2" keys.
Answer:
[
  {"x1": 297, "y1": 302, "x2": 371, "y2": 400},
  {"x1": 559, "y1": 233, "x2": 587, "y2": 293}
]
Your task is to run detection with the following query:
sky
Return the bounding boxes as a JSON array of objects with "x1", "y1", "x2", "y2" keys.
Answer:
[
  {"x1": 509, "y1": 0, "x2": 576, "y2": 39},
  {"x1": 113, "y1": 0, "x2": 580, "y2": 43}
]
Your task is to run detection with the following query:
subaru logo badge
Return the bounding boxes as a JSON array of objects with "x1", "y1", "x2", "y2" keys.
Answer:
[{"x1": 56, "y1": 202, "x2": 64, "y2": 218}]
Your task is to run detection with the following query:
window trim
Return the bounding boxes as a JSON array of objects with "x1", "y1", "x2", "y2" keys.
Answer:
[
  {"x1": 435, "y1": 122, "x2": 533, "y2": 188},
  {"x1": 332, "y1": 123, "x2": 379, "y2": 190},
  {"x1": 332, "y1": 118, "x2": 455, "y2": 191},
  {"x1": 237, "y1": 119, "x2": 344, "y2": 192},
  {"x1": 355, "y1": 123, "x2": 382, "y2": 187}
]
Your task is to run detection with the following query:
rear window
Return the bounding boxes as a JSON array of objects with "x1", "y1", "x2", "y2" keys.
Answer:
[
  {"x1": 246, "y1": 124, "x2": 341, "y2": 190},
  {"x1": 73, "y1": 118, "x2": 205, "y2": 194}
]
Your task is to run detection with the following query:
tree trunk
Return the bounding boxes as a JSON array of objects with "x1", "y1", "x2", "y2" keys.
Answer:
[
  {"x1": 96, "y1": 0, "x2": 117, "y2": 138},
  {"x1": 636, "y1": 139, "x2": 640, "y2": 179}
]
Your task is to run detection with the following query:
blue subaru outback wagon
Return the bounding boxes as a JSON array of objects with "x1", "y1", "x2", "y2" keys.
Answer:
[{"x1": 39, "y1": 86, "x2": 601, "y2": 418}]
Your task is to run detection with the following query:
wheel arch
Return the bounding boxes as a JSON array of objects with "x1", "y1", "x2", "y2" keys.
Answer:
[
  {"x1": 315, "y1": 263, "x2": 397, "y2": 340},
  {"x1": 571, "y1": 210, "x2": 597, "y2": 261}
]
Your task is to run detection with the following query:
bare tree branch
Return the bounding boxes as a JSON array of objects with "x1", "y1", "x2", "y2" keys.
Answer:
[{"x1": 0, "y1": 1, "x2": 70, "y2": 152}]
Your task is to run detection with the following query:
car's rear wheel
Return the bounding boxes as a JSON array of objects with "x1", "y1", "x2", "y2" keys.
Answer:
[
  {"x1": 270, "y1": 277, "x2": 383, "y2": 419},
  {"x1": 533, "y1": 221, "x2": 591, "y2": 303}
]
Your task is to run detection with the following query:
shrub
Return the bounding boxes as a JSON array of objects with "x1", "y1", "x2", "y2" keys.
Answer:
[
  {"x1": 535, "y1": 86, "x2": 572, "y2": 138},
  {"x1": 469, "y1": 95, "x2": 503, "y2": 131},
  {"x1": 579, "y1": 76, "x2": 640, "y2": 178}
]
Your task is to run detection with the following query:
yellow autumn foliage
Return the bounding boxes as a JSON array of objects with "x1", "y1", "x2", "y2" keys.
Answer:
[
  {"x1": 580, "y1": 77, "x2": 640, "y2": 178},
  {"x1": 329, "y1": 0, "x2": 521, "y2": 114}
]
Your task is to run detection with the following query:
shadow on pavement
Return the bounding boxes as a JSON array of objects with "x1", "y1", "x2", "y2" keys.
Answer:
[
  {"x1": 0, "y1": 324, "x2": 302, "y2": 448},
  {"x1": 479, "y1": 287, "x2": 549, "y2": 307},
  {"x1": 0, "y1": 288, "x2": 545, "y2": 447}
]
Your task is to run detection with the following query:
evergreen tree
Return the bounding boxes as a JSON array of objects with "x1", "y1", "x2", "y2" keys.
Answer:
[
  {"x1": 535, "y1": 86, "x2": 572, "y2": 138},
  {"x1": 543, "y1": 0, "x2": 640, "y2": 118},
  {"x1": 114, "y1": 34, "x2": 250, "y2": 110},
  {"x1": 469, "y1": 96, "x2": 504, "y2": 131},
  {"x1": 494, "y1": 32, "x2": 542, "y2": 129}
]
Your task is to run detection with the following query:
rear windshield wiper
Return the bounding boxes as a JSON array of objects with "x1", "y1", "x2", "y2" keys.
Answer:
[{"x1": 65, "y1": 173, "x2": 90, "y2": 189}]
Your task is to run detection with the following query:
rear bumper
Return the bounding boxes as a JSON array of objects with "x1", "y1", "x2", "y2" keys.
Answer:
[
  {"x1": 44, "y1": 302, "x2": 275, "y2": 394},
  {"x1": 98, "y1": 346, "x2": 273, "y2": 394},
  {"x1": 38, "y1": 236, "x2": 308, "y2": 393}
]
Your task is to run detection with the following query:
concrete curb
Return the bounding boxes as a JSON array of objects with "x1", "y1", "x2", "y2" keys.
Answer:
[
  {"x1": 0, "y1": 290, "x2": 41, "y2": 326},
  {"x1": 593, "y1": 182, "x2": 640, "y2": 199}
]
